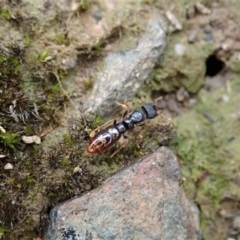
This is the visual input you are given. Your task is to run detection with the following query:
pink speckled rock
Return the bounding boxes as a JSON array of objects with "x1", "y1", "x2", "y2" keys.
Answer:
[{"x1": 45, "y1": 147, "x2": 201, "y2": 240}]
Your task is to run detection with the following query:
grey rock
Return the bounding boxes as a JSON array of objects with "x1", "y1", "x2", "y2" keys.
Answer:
[
  {"x1": 233, "y1": 215, "x2": 240, "y2": 231},
  {"x1": 83, "y1": 12, "x2": 167, "y2": 117},
  {"x1": 188, "y1": 29, "x2": 198, "y2": 43},
  {"x1": 45, "y1": 147, "x2": 201, "y2": 240},
  {"x1": 188, "y1": 98, "x2": 198, "y2": 108},
  {"x1": 176, "y1": 87, "x2": 189, "y2": 102}
]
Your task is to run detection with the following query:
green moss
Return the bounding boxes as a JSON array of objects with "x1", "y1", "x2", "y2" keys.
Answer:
[
  {"x1": 0, "y1": 8, "x2": 11, "y2": 19},
  {"x1": 25, "y1": 218, "x2": 31, "y2": 224},
  {"x1": 23, "y1": 126, "x2": 34, "y2": 135},
  {"x1": 172, "y1": 73, "x2": 240, "y2": 237},
  {"x1": 61, "y1": 157, "x2": 70, "y2": 166},
  {"x1": 23, "y1": 34, "x2": 32, "y2": 46},
  {"x1": 99, "y1": 160, "x2": 120, "y2": 176},
  {"x1": 0, "y1": 55, "x2": 7, "y2": 63},
  {"x1": 38, "y1": 49, "x2": 49, "y2": 62},
  {"x1": 63, "y1": 134, "x2": 71, "y2": 143},
  {"x1": 25, "y1": 160, "x2": 31, "y2": 166},
  {"x1": 27, "y1": 175, "x2": 36, "y2": 184},
  {"x1": 92, "y1": 44, "x2": 102, "y2": 52},
  {"x1": 40, "y1": 103, "x2": 51, "y2": 111},
  {"x1": 0, "y1": 132, "x2": 19, "y2": 150},
  {"x1": 83, "y1": 78, "x2": 93, "y2": 90},
  {"x1": 63, "y1": 134, "x2": 73, "y2": 148},
  {"x1": 91, "y1": 115, "x2": 103, "y2": 129},
  {"x1": 51, "y1": 84, "x2": 61, "y2": 95},
  {"x1": 0, "y1": 226, "x2": 8, "y2": 239},
  {"x1": 228, "y1": 59, "x2": 240, "y2": 74},
  {"x1": 56, "y1": 34, "x2": 65, "y2": 44},
  {"x1": 33, "y1": 145, "x2": 39, "y2": 155},
  {"x1": 153, "y1": 37, "x2": 214, "y2": 93},
  {"x1": 78, "y1": 0, "x2": 90, "y2": 11}
]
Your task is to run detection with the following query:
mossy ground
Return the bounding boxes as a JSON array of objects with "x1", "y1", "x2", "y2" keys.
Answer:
[
  {"x1": 0, "y1": 18, "x2": 174, "y2": 240},
  {"x1": 0, "y1": 0, "x2": 240, "y2": 239},
  {"x1": 171, "y1": 74, "x2": 240, "y2": 239}
]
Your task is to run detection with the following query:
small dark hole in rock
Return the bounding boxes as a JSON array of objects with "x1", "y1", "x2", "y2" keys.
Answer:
[{"x1": 205, "y1": 54, "x2": 225, "y2": 77}]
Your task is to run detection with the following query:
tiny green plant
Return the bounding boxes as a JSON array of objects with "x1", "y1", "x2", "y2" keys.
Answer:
[
  {"x1": 38, "y1": 49, "x2": 49, "y2": 62},
  {"x1": 0, "y1": 226, "x2": 8, "y2": 239},
  {"x1": 0, "y1": 8, "x2": 11, "y2": 19},
  {"x1": 78, "y1": 0, "x2": 89, "y2": 11},
  {"x1": 91, "y1": 115, "x2": 103, "y2": 129},
  {"x1": 61, "y1": 157, "x2": 69, "y2": 166},
  {"x1": 0, "y1": 132, "x2": 19, "y2": 149}
]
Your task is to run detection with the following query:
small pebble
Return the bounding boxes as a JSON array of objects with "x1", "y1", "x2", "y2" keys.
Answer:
[
  {"x1": 85, "y1": 184, "x2": 91, "y2": 191},
  {"x1": 175, "y1": 44, "x2": 186, "y2": 56},
  {"x1": 186, "y1": 5, "x2": 195, "y2": 19},
  {"x1": 166, "y1": 11, "x2": 182, "y2": 30},
  {"x1": 227, "y1": 136, "x2": 235, "y2": 143},
  {"x1": 22, "y1": 135, "x2": 41, "y2": 144},
  {"x1": 204, "y1": 32, "x2": 213, "y2": 42},
  {"x1": 176, "y1": 88, "x2": 189, "y2": 102},
  {"x1": 222, "y1": 95, "x2": 230, "y2": 102},
  {"x1": 167, "y1": 99, "x2": 181, "y2": 114},
  {"x1": 188, "y1": 30, "x2": 198, "y2": 43},
  {"x1": 156, "y1": 100, "x2": 167, "y2": 110},
  {"x1": 0, "y1": 126, "x2": 6, "y2": 133},
  {"x1": 188, "y1": 98, "x2": 197, "y2": 108},
  {"x1": 221, "y1": 42, "x2": 231, "y2": 51},
  {"x1": 61, "y1": 58, "x2": 77, "y2": 69},
  {"x1": 195, "y1": 2, "x2": 211, "y2": 15},
  {"x1": 233, "y1": 216, "x2": 240, "y2": 231},
  {"x1": 237, "y1": 52, "x2": 240, "y2": 61},
  {"x1": 202, "y1": 112, "x2": 215, "y2": 123},
  {"x1": 4, "y1": 163, "x2": 13, "y2": 170},
  {"x1": 73, "y1": 166, "x2": 83, "y2": 174}
]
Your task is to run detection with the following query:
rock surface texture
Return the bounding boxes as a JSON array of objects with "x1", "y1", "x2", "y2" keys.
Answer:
[
  {"x1": 45, "y1": 147, "x2": 201, "y2": 240},
  {"x1": 83, "y1": 12, "x2": 167, "y2": 117}
]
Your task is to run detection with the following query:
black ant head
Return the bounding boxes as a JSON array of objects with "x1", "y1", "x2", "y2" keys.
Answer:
[{"x1": 142, "y1": 103, "x2": 158, "y2": 119}]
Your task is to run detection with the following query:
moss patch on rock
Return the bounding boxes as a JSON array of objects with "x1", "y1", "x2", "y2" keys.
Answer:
[{"x1": 172, "y1": 73, "x2": 240, "y2": 239}]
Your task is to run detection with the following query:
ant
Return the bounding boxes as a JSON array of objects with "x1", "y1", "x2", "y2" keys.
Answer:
[{"x1": 87, "y1": 98, "x2": 166, "y2": 156}]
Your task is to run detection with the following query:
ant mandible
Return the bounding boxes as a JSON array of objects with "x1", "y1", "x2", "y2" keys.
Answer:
[{"x1": 87, "y1": 98, "x2": 163, "y2": 156}]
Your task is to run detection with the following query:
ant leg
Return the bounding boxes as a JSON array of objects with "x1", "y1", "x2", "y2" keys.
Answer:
[
  {"x1": 115, "y1": 101, "x2": 133, "y2": 119},
  {"x1": 115, "y1": 101, "x2": 132, "y2": 111},
  {"x1": 136, "y1": 121, "x2": 146, "y2": 127},
  {"x1": 110, "y1": 136, "x2": 128, "y2": 158},
  {"x1": 154, "y1": 96, "x2": 163, "y2": 106},
  {"x1": 90, "y1": 119, "x2": 115, "y2": 138},
  {"x1": 123, "y1": 133, "x2": 128, "y2": 139},
  {"x1": 153, "y1": 96, "x2": 175, "y2": 127},
  {"x1": 111, "y1": 131, "x2": 143, "y2": 157},
  {"x1": 122, "y1": 110, "x2": 129, "y2": 120},
  {"x1": 136, "y1": 134, "x2": 143, "y2": 149},
  {"x1": 158, "y1": 113, "x2": 175, "y2": 128}
]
